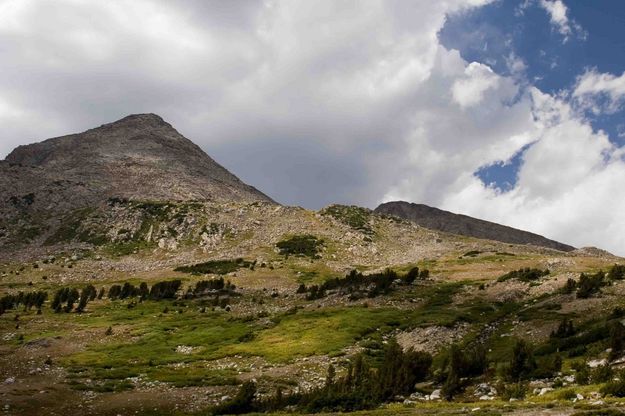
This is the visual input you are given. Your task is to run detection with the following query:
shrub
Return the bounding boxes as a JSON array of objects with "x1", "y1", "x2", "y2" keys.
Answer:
[
  {"x1": 441, "y1": 343, "x2": 488, "y2": 399},
  {"x1": 276, "y1": 235, "x2": 324, "y2": 258},
  {"x1": 499, "y1": 382, "x2": 527, "y2": 400},
  {"x1": 562, "y1": 278, "x2": 577, "y2": 294},
  {"x1": 609, "y1": 321, "x2": 625, "y2": 360},
  {"x1": 507, "y1": 339, "x2": 536, "y2": 381},
  {"x1": 577, "y1": 271, "x2": 606, "y2": 298},
  {"x1": 608, "y1": 264, "x2": 625, "y2": 281},
  {"x1": 149, "y1": 280, "x2": 182, "y2": 300},
  {"x1": 551, "y1": 318, "x2": 575, "y2": 338},
  {"x1": 297, "y1": 267, "x2": 429, "y2": 300},
  {"x1": 212, "y1": 381, "x2": 257, "y2": 415},
  {"x1": 601, "y1": 372, "x2": 625, "y2": 398},
  {"x1": 175, "y1": 258, "x2": 253, "y2": 275},
  {"x1": 556, "y1": 388, "x2": 577, "y2": 400},
  {"x1": 497, "y1": 268, "x2": 549, "y2": 283},
  {"x1": 0, "y1": 290, "x2": 47, "y2": 315},
  {"x1": 592, "y1": 365, "x2": 614, "y2": 383}
]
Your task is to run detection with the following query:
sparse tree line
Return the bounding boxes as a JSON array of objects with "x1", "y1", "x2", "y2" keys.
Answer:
[
  {"x1": 184, "y1": 277, "x2": 237, "y2": 298},
  {"x1": 213, "y1": 340, "x2": 432, "y2": 414},
  {"x1": 107, "y1": 279, "x2": 182, "y2": 301},
  {"x1": 560, "y1": 264, "x2": 625, "y2": 299},
  {"x1": 0, "y1": 291, "x2": 48, "y2": 315},
  {"x1": 51, "y1": 285, "x2": 97, "y2": 313},
  {"x1": 297, "y1": 267, "x2": 429, "y2": 300},
  {"x1": 1, "y1": 278, "x2": 241, "y2": 314}
]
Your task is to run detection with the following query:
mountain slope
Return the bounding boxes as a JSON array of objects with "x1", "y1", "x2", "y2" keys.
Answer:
[
  {"x1": 375, "y1": 200, "x2": 575, "y2": 252},
  {"x1": 0, "y1": 114, "x2": 273, "y2": 219}
]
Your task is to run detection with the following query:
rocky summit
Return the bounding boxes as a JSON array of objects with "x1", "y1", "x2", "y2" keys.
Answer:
[
  {"x1": 1, "y1": 116, "x2": 625, "y2": 416},
  {"x1": 0, "y1": 113, "x2": 273, "y2": 217}
]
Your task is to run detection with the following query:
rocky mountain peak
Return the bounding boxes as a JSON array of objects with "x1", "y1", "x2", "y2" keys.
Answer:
[{"x1": 1, "y1": 114, "x2": 274, "y2": 220}]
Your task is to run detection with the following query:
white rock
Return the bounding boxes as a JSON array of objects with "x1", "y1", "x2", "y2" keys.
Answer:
[
  {"x1": 4, "y1": 377, "x2": 15, "y2": 384},
  {"x1": 429, "y1": 389, "x2": 441, "y2": 400},
  {"x1": 538, "y1": 387, "x2": 554, "y2": 396},
  {"x1": 576, "y1": 393, "x2": 584, "y2": 400},
  {"x1": 588, "y1": 358, "x2": 607, "y2": 368}
]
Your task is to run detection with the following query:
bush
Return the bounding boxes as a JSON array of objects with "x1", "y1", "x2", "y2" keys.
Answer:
[
  {"x1": 551, "y1": 318, "x2": 575, "y2": 338},
  {"x1": 276, "y1": 235, "x2": 324, "y2": 258},
  {"x1": 440, "y1": 343, "x2": 488, "y2": 400},
  {"x1": 562, "y1": 278, "x2": 577, "y2": 294},
  {"x1": 297, "y1": 267, "x2": 430, "y2": 300},
  {"x1": 577, "y1": 271, "x2": 606, "y2": 298},
  {"x1": 0, "y1": 290, "x2": 48, "y2": 315},
  {"x1": 212, "y1": 381, "x2": 257, "y2": 415},
  {"x1": 556, "y1": 388, "x2": 577, "y2": 400},
  {"x1": 608, "y1": 264, "x2": 625, "y2": 281},
  {"x1": 497, "y1": 268, "x2": 549, "y2": 283},
  {"x1": 592, "y1": 365, "x2": 614, "y2": 383},
  {"x1": 174, "y1": 258, "x2": 253, "y2": 275},
  {"x1": 507, "y1": 339, "x2": 536, "y2": 381},
  {"x1": 609, "y1": 321, "x2": 625, "y2": 360},
  {"x1": 149, "y1": 280, "x2": 182, "y2": 300},
  {"x1": 258, "y1": 340, "x2": 432, "y2": 413},
  {"x1": 499, "y1": 382, "x2": 527, "y2": 400},
  {"x1": 601, "y1": 372, "x2": 625, "y2": 397}
]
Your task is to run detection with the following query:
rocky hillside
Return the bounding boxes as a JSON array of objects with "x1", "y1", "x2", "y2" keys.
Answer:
[
  {"x1": 375, "y1": 200, "x2": 575, "y2": 252},
  {"x1": 0, "y1": 113, "x2": 273, "y2": 218},
  {"x1": 0, "y1": 114, "x2": 275, "y2": 250}
]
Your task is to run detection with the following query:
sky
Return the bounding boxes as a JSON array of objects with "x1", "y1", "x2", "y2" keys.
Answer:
[{"x1": 1, "y1": 0, "x2": 625, "y2": 254}]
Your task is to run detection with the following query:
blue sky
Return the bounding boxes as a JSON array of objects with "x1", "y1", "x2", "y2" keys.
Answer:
[{"x1": 441, "y1": 0, "x2": 625, "y2": 191}]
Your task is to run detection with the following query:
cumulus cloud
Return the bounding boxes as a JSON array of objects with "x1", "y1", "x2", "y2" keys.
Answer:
[
  {"x1": 518, "y1": 0, "x2": 585, "y2": 42},
  {"x1": 452, "y1": 62, "x2": 501, "y2": 108},
  {"x1": 538, "y1": 0, "x2": 572, "y2": 38},
  {"x1": 1, "y1": 0, "x2": 624, "y2": 253},
  {"x1": 573, "y1": 69, "x2": 625, "y2": 114},
  {"x1": 421, "y1": 88, "x2": 625, "y2": 254}
]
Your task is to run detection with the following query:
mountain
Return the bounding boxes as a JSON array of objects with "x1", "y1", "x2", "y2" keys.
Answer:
[
  {"x1": 374, "y1": 200, "x2": 575, "y2": 252},
  {"x1": 0, "y1": 113, "x2": 274, "y2": 219}
]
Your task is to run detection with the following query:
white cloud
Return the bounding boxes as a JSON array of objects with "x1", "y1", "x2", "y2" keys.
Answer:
[
  {"x1": 427, "y1": 88, "x2": 625, "y2": 254},
  {"x1": 452, "y1": 62, "x2": 501, "y2": 108},
  {"x1": 573, "y1": 69, "x2": 625, "y2": 114},
  {"x1": 539, "y1": 0, "x2": 571, "y2": 38}
]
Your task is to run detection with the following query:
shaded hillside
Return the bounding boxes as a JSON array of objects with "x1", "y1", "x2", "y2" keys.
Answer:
[{"x1": 375, "y1": 200, "x2": 575, "y2": 252}]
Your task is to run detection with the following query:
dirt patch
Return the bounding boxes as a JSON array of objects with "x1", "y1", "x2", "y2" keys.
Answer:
[{"x1": 396, "y1": 324, "x2": 470, "y2": 354}]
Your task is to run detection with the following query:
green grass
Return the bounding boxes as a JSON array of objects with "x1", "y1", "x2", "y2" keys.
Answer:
[
  {"x1": 62, "y1": 302, "x2": 252, "y2": 386},
  {"x1": 225, "y1": 306, "x2": 412, "y2": 362}
]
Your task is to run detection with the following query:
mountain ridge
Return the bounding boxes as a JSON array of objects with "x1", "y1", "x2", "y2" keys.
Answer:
[{"x1": 374, "y1": 200, "x2": 575, "y2": 252}]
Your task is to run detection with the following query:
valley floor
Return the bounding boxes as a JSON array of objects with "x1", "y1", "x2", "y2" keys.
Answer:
[{"x1": 1, "y1": 204, "x2": 625, "y2": 415}]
